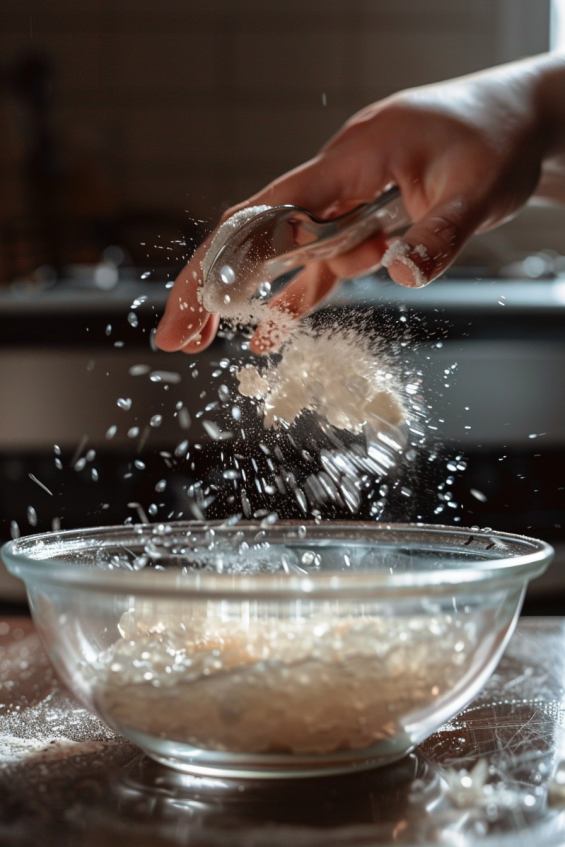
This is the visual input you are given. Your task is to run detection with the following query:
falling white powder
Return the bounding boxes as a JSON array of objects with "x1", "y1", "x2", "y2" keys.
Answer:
[
  {"x1": 28, "y1": 473, "x2": 53, "y2": 496},
  {"x1": 149, "y1": 370, "x2": 181, "y2": 384},
  {"x1": 237, "y1": 366, "x2": 270, "y2": 400},
  {"x1": 237, "y1": 325, "x2": 405, "y2": 433},
  {"x1": 382, "y1": 240, "x2": 429, "y2": 288},
  {"x1": 129, "y1": 364, "x2": 150, "y2": 376},
  {"x1": 200, "y1": 208, "x2": 406, "y2": 437}
]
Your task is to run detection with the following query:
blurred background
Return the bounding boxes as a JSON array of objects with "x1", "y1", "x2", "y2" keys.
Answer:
[
  {"x1": 1, "y1": 0, "x2": 563, "y2": 274},
  {"x1": 0, "y1": 0, "x2": 564, "y2": 611}
]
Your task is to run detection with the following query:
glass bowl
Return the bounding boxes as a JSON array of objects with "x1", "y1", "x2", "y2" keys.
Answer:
[{"x1": 2, "y1": 521, "x2": 553, "y2": 779}]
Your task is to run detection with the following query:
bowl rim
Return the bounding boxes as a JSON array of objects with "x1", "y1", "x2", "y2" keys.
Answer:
[{"x1": 1, "y1": 521, "x2": 554, "y2": 600}]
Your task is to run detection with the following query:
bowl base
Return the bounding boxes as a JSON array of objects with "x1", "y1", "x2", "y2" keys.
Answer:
[{"x1": 123, "y1": 727, "x2": 413, "y2": 780}]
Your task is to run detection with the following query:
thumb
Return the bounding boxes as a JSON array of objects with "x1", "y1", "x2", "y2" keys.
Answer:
[
  {"x1": 383, "y1": 198, "x2": 482, "y2": 287},
  {"x1": 249, "y1": 152, "x2": 376, "y2": 217}
]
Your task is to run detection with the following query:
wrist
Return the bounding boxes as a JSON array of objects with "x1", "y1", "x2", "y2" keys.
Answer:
[{"x1": 528, "y1": 53, "x2": 565, "y2": 158}]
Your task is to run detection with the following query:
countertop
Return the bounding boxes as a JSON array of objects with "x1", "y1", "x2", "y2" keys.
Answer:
[{"x1": 2, "y1": 617, "x2": 565, "y2": 846}]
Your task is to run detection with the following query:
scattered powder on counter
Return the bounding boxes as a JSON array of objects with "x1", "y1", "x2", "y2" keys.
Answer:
[
  {"x1": 0, "y1": 735, "x2": 115, "y2": 765},
  {"x1": 0, "y1": 632, "x2": 132, "y2": 771},
  {"x1": 381, "y1": 240, "x2": 429, "y2": 288},
  {"x1": 237, "y1": 324, "x2": 405, "y2": 433}
]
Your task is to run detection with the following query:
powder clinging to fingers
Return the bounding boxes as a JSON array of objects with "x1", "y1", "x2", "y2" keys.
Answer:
[{"x1": 382, "y1": 240, "x2": 429, "y2": 288}]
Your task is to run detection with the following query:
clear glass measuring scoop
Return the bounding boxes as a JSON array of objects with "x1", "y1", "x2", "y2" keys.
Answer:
[{"x1": 202, "y1": 185, "x2": 411, "y2": 312}]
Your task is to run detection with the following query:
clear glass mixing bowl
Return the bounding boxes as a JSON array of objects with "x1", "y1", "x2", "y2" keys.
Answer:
[{"x1": 2, "y1": 521, "x2": 553, "y2": 779}]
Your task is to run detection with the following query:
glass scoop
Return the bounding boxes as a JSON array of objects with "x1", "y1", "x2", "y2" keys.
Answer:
[{"x1": 202, "y1": 185, "x2": 411, "y2": 313}]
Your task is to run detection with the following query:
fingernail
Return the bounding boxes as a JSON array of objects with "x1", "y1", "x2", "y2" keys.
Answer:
[
  {"x1": 155, "y1": 313, "x2": 199, "y2": 351},
  {"x1": 155, "y1": 308, "x2": 172, "y2": 337},
  {"x1": 382, "y1": 242, "x2": 430, "y2": 288},
  {"x1": 190, "y1": 333, "x2": 202, "y2": 347},
  {"x1": 387, "y1": 259, "x2": 417, "y2": 287}
]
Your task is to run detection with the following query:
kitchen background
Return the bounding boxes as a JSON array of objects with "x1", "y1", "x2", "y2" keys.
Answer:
[{"x1": 0, "y1": 0, "x2": 564, "y2": 611}]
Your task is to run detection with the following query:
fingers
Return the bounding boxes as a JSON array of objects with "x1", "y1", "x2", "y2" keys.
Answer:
[
  {"x1": 155, "y1": 122, "x2": 391, "y2": 355},
  {"x1": 250, "y1": 262, "x2": 338, "y2": 354},
  {"x1": 245, "y1": 151, "x2": 392, "y2": 355},
  {"x1": 382, "y1": 198, "x2": 483, "y2": 287},
  {"x1": 155, "y1": 157, "x2": 347, "y2": 355},
  {"x1": 154, "y1": 241, "x2": 212, "y2": 352},
  {"x1": 326, "y1": 232, "x2": 389, "y2": 279},
  {"x1": 249, "y1": 192, "x2": 484, "y2": 353},
  {"x1": 180, "y1": 313, "x2": 220, "y2": 353}
]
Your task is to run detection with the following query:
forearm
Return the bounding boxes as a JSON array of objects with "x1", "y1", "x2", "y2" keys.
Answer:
[
  {"x1": 531, "y1": 53, "x2": 565, "y2": 155},
  {"x1": 504, "y1": 53, "x2": 565, "y2": 203},
  {"x1": 443, "y1": 52, "x2": 565, "y2": 205}
]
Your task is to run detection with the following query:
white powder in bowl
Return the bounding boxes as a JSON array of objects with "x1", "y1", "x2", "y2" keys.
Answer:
[{"x1": 92, "y1": 604, "x2": 478, "y2": 756}]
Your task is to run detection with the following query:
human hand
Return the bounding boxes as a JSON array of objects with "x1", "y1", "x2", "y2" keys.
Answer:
[{"x1": 156, "y1": 55, "x2": 559, "y2": 355}]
